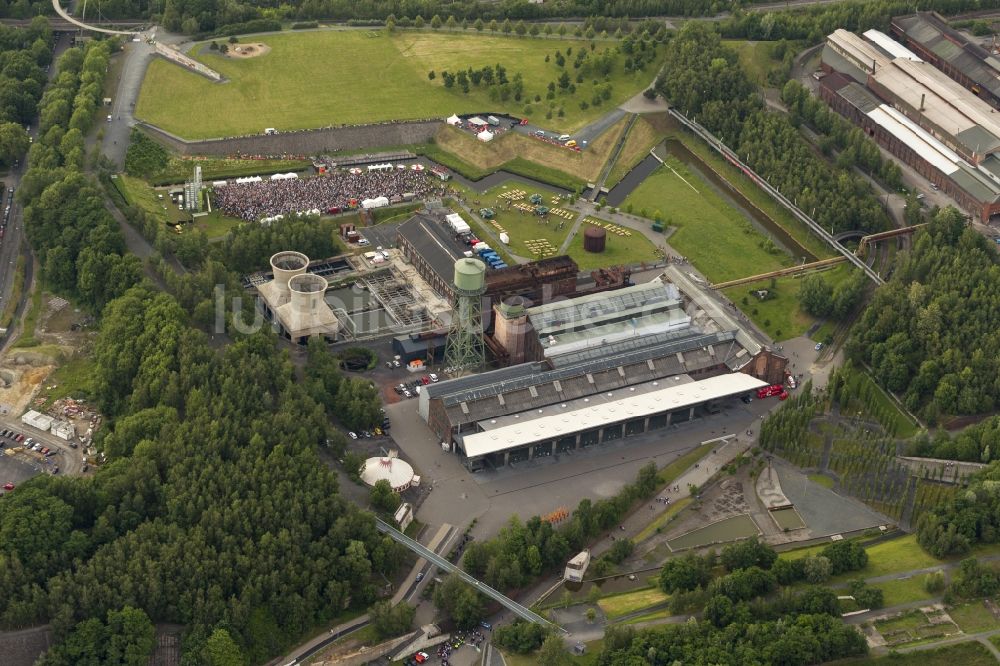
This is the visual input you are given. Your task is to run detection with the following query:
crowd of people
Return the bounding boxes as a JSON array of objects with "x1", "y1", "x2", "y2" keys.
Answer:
[{"x1": 213, "y1": 167, "x2": 440, "y2": 221}]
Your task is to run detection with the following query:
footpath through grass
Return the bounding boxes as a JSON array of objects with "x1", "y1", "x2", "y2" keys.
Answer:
[
  {"x1": 137, "y1": 30, "x2": 659, "y2": 139},
  {"x1": 623, "y1": 159, "x2": 788, "y2": 283}
]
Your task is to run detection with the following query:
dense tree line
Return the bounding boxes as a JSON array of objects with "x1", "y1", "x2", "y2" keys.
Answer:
[
  {"x1": 847, "y1": 207, "x2": 1000, "y2": 421},
  {"x1": 781, "y1": 80, "x2": 902, "y2": 190},
  {"x1": 37, "y1": 606, "x2": 156, "y2": 666},
  {"x1": 218, "y1": 215, "x2": 341, "y2": 274},
  {"x1": 0, "y1": 20, "x2": 53, "y2": 167},
  {"x1": 917, "y1": 460, "x2": 1000, "y2": 557},
  {"x1": 719, "y1": 0, "x2": 999, "y2": 42},
  {"x1": 6, "y1": 41, "x2": 401, "y2": 665},
  {"x1": 18, "y1": 40, "x2": 143, "y2": 313},
  {"x1": 910, "y1": 415, "x2": 1000, "y2": 463},
  {"x1": 614, "y1": 538, "x2": 872, "y2": 664},
  {"x1": 798, "y1": 270, "x2": 868, "y2": 321},
  {"x1": 655, "y1": 23, "x2": 889, "y2": 236},
  {"x1": 598, "y1": 600, "x2": 866, "y2": 664}
]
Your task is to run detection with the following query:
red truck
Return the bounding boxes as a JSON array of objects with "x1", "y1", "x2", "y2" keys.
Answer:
[{"x1": 757, "y1": 384, "x2": 786, "y2": 399}]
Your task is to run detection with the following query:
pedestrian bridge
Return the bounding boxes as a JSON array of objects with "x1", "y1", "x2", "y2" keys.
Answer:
[{"x1": 375, "y1": 518, "x2": 563, "y2": 630}]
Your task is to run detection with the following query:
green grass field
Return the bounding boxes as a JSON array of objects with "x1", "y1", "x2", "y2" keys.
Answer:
[
  {"x1": 875, "y1": 576, "x2": 935, "y2": 607},
  {"x1": 137, "y1": 30, "x2": 658, "y2": 139},
  {"x1": 666, "y1": 132, "x2": 833, "y2": 262},
  {"x1": 597, "y1": 587, "x2": 669, "y2": 619},
  {"x1": 722, "y1": 264, "x2": 854, "y2": 341},
  {"x1": 476, "y1": 180, "x2": 574, "y2": 259},
  {"x1": 842, "y1": 641, "x2": 996, "y2": 666},
  {"x1": 623, "y1": 159, "x2": 789, "y2": 283},
  {"x1": 948, "y1": 601, "x2": 1000, "y2": 634},
  {"x1": 119, "y1": 175, "x2": 245, "y2": 240},
  {"x1": 567, "y1": 219, "x2": 660, "y2": 270}
]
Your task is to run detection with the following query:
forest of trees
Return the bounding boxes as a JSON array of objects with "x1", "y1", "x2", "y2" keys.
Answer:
[
  {"x1": 654, "y1": 23, "x2": 889, "y2": 236},
  {"x1": 910, "y1": 416, "x2": 1000, "y2": 463},
  {"x1": 606, "y1": 538, "x2": 870, "y2": 664},
  {"x1": 917, "y1": 460, "x2": 1000, "y2": 557},
  {"x1": 4, "y1": 34, "x2": 402, "y2": 665},
  {"x1": 0, "y1": 20, "x2": 52, "y2": 167},
  {"x1": 847, "y1": 207, "x2": 1000, "y2": 421}
]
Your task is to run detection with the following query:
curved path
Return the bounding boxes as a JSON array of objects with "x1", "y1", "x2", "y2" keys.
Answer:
[{"x1": 51, "y1": 0, "x2": 138, "y2": 35}]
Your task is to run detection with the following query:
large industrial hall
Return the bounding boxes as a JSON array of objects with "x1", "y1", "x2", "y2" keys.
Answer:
[
  {"x1": 419, "y1": 268, "x2": 785, "y2": 470},
  {"x1": 820, "y1": 24, "x2": 1000, "y2": 222}
]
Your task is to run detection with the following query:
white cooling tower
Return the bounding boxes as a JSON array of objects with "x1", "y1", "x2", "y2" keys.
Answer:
[{"x1": 269, "y1": 251, "x2": 309, "y2": 300}]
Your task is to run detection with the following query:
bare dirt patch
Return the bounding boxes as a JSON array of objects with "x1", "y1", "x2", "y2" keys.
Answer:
[{"x1": 226, "y1": 42, "x2": 270, "y2": 59}]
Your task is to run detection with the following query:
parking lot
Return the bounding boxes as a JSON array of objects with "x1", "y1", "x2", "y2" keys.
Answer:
[
  {"x1": 0, "y1": 452, "x2": 41, "y2": 492},
  {"x1": 0, "y1": 419, "x2": 87, "y2": 477}
]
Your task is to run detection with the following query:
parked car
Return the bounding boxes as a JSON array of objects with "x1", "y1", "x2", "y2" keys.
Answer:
[
  {"x1": 429, "y1": 373, "x2": 439, "y2": 382},
  {"x1": 415, "y1": 572, "x2": 424, "y2": 582},
  {"x1": 40, "y1": 447, "x2": 49, "y2": 455},
  {"x1": 348, "y1": 431, "x2": 358, "y2": 440},
  {"x1": 815, "y1": 342, "x2": 824, "y2": 351},
  {"x1": 421, "y1": 376, "x2": 430, "y2": 385},
  {"x1": 480, "y1": 621, "x2": 492, "y2": 630},
  {"x1": 403, "y1": 389, "x2": 412, "y2": 398},
  {"x1": 3, "y1": 483, "x2": 14, "y2": 491}
]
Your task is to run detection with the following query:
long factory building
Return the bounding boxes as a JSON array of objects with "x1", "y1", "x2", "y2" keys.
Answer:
[
  {"x1": 419, "y1": 269, "x2": 787, "y2": 469},
  {"x1": 821, "y1": 26, "x2": 1000, "y2": 222}
]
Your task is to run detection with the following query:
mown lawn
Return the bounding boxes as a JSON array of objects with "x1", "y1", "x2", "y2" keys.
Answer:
[
  {"x1": 137, "y1": 30, "x2": 659, "y2": 138},
  {"x1": 597, "y1": 588, "x2": 669, "y2": 619},
  {"x1": 566, "y1": 219, "x2": 660, "y2": 271},
  {"x1": 875, "y1": 576, "x2": 935, "y2": 607},
  {"x1": 722, "y1": 263, "x2": 854, "y2": 341},
  {"x1": 623, "y1": 159, "x2": 789, "y2": 283}
]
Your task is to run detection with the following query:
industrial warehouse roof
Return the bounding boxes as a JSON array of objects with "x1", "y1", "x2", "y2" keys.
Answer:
[
  {"x1": 871, "y1": 58, "x2": 1000, "y2": 156},
  {"x1": 526, "y1": 281, "x2": 692, "y2": 357},
  {"x1": 868, "y1": 105, "x2": 963, "y2": 174},
  {"x1": 527, "y1": 281, "x2": 680, "y2": 334},
  {"x1": 397, "y1": 213, "x2": 467, "y2": 288},
  {"x1": 893, "y1": 12, "x2": 1000, "y2": 101},
  {"x1": 862, "y1": 29, "x2": 922, "y2": 62},
  {"x1": 830, "y1": 79, "x2": 1000, "y2": 205},
  {"x1": 424, "y1": 327, "x2": 742, "y2": 408},
  {"x1": 827, "y1": 29, "x2": 891, "y2": 75},
  {"x1": 460, "y1": 373, "x2": 768, "y2": 458}
]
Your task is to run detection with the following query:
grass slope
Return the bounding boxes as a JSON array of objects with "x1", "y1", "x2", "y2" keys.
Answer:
[
  {"x1": 433, "y1": 117, "x2": 627, "y2": 185},
  {"x1": 137, "y1": 30, "x2": 658, "y2": 139},
  {"x1": 597, "y1": 587, "x2": 669, "y2": 619},
  {"x1": 605, "y1": 115, "x2": 662, "y2": 188},
  {"x1": 623, "y1": 159, "x2": 788, "y2": 283}
]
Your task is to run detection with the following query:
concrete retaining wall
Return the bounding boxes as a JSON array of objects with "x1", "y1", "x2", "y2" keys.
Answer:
[
  {"x1": 140, "y1": 120, "x2": 441, "y2": 158},
  {"x1": 154, "y1": 43, "x2": 222, "y2": 81}
]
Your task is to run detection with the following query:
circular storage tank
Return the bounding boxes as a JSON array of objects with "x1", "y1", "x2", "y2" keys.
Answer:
[
  {"x1": 288, "y1": 273, "x2": 328, "y2": 312},
  {"x1": 453, "y1": 257, "x2": 487, "y2": 294},
  {"x1": 361, "y1": 456, "x2": 415, "y2": 492},
  {"x1": 583, "y1": 226, "x2": 607, "y2": 253},
  {"x1": 270, "y1": 251, "x2": 309, "y2": 298}
]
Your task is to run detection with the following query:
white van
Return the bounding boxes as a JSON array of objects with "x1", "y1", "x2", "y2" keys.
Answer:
[{"x1": 558, "y1": 134, "x2": 571, "y2": 141}]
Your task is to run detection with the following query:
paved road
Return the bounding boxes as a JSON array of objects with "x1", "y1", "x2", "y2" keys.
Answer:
[
  {"x1": 0, "y1": 33, "x2": 74, "y2": 349},
  {"x1": 102, "y1": 37, "x2": 159, "y2": 168}
]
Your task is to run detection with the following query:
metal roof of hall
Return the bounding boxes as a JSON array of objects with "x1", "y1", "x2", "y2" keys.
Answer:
[
  {"x1": 894, "y1": 12, "x2": 1000, "y2": 99},
  {"x1": 426, "y1": 329, "x2": 743, "y2": 407},
  {"x1": 525, "y1": 281, "x2": 679, "y2": 334},
  {"x1": 460, "y1": 373, "x2": 769, "y2": 458},
  {"x1": 397, "y1": 213, "x2": 467, "y2": 284}
]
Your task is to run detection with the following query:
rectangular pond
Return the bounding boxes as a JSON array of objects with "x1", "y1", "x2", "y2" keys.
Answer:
[
  {"x1": 770, "y1": 507, "x2": 806, "y2": 531},
  {"x1": 667, "y1": 514, "x2": 760, "y2": 552}
]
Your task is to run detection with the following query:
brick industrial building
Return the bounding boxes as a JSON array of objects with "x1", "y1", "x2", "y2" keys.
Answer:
[
  {"x1": 890, "y1": 12, "x2": 1000, "y2": 110},
  {"x1": 820, "y1": 27, "x2": 1000, "y2": 222}
]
